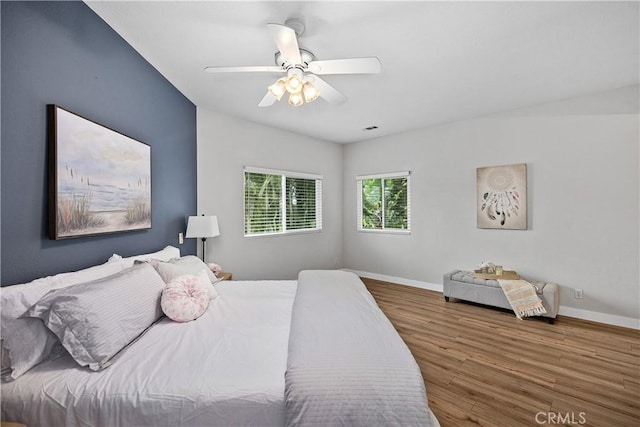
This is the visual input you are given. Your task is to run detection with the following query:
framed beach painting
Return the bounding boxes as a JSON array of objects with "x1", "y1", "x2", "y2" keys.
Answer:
[
  {"x1": 477, "y1": 163, "x2": 527, "y2": 230},
  {"x1": 48, "y1": 105, "x2": 151, "y2": 239}
]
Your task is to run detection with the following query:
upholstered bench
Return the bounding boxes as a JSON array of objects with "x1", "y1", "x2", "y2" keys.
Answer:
[{"x1": 443, "y1": 270, "x2": 559, "y2": 323}]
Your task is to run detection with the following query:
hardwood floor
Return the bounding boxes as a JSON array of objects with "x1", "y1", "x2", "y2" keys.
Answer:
[{"x1": 362, "y1": 278, "x2": 640, "y2": 427}]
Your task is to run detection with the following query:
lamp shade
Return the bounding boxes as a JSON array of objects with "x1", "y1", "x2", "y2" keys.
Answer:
[
  {"x1": 268, "y1": 78, "x2": 286, "y2": 100},
  {"x1": 186, "y1": 215, "x2": 220, "y2": 238},
  {"x1": 302, "y1": 81, "x2": 320, "y2": 103}
]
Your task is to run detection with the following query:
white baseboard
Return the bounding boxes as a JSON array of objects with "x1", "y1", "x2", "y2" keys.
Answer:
[
  {"x1": 343, "y1": 269, "x2": 443, "y2": 292},
  {"x1": 558, "y1": 306, "x2": 640, "y2": 330},
  {"x1": 346, "y1": 269, "x2": 639, "y2": 330}
]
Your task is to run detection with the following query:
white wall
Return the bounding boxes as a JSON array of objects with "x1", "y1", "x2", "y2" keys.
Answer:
[
  {"x1": 196, "y1": 90, "x2": 639, "y2": 326},
  {"x1": 343, "y1": 110, "x2": 639, "y2": 322},
  {"x1": 197, "y1": 108, "x2": 343, "y2": 280}
]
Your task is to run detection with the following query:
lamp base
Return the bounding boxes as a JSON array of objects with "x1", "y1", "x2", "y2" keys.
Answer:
[{"x1": 200, "y1": 237, "x2": 207, "y2": 262}]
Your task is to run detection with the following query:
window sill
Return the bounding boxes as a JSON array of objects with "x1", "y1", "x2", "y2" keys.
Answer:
[
  {"x1": 244, "y1": 228, "x2": 322, "y2": 239},
  {"x1": 357, "y1": 229, "x2": 411, "y2": 235}
]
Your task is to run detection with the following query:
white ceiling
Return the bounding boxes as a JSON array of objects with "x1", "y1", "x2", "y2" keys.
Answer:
[{"x1": 85, "y1": 1, "x2": 639, "y2": 144}]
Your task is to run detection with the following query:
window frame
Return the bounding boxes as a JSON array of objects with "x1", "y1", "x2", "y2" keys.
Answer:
[
  {"x1": 243, "y1": 166, "x2": 323, "y2": 238},
  {"x1": 356, "y1": 171, "x2": 411, "y2": 234}
]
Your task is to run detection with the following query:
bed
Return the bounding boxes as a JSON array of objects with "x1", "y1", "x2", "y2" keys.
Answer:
[{"x1": 1, "y1": 248, "x2": 438, "y2": 426}]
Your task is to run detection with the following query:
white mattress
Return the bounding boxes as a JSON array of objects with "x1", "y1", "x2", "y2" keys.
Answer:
[{"x1": 1, "y1": 280, "x2": 297, "y2": 427}]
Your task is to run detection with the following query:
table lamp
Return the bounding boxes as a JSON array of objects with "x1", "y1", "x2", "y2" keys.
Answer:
[{"x1": 186, "y1": 215, "x2": 220, "y2": 262}]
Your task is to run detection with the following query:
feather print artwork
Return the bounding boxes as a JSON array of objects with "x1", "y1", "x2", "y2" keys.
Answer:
[{"x1": 477, "y1": 163, "x2": 527, "y2": 229}]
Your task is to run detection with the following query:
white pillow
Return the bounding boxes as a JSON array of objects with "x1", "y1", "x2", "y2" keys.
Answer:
[
  {"x1": 108, "y1": 245, "x2": 181, "y2": 267},
  {"x1": 1, "y1": 260, "x2": 128, "y2": 379},
  {"x1": 153, "y1": 256, "x2": 219, "y2": 284},
  {"x1": 161, "y1": 270, "x2": 217, "y2": 323},
  {"x1": 24, "y1": 263, "x2": 165, "y2": 371}
]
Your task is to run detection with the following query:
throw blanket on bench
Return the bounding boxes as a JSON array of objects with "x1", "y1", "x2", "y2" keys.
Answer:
[
  {"x1": 285, "y1": 270, "x2": 432, "y2": 426},
  {"x1": 497, "y1": 278, "x2": 547, "y2": 319}
]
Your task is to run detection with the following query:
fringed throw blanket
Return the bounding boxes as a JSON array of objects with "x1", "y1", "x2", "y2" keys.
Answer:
[{"x1": 497, "y1": 279, "x2": 547, "y2": 319}]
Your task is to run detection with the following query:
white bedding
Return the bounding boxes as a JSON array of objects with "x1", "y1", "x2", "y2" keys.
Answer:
[{"x1": 1, "y1": 280, "x2": 297, "y2": 427}]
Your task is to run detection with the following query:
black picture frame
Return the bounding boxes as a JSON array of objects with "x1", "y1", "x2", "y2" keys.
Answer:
[{"x1": 48, "y1": 105, "x2": 151, "y2": 239}]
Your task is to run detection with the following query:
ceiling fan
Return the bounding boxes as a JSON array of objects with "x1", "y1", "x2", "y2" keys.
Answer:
[{"x1": 204, "y1": 18, "x2": 382, "y2": 107}]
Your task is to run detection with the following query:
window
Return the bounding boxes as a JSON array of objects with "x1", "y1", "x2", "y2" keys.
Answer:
[
  {"x1": 357, "y1": 171, "x2": 410, "y2": 232},
  {"x1": 244, "y1": 167, "x2": 322, "y2": 236}
]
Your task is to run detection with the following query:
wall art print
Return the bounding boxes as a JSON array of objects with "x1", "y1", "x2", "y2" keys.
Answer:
[
  {"x1": 48, "y1": 105, "x2": 151, "y2": 239},
  {"x1": 477, "y1": 163, "x2": 527, "y2": 230}
]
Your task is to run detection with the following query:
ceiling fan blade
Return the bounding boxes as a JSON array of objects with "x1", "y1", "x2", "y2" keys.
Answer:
[
  {"x1": 267, "y1": 23, "x2": 302, "y2": 65},
  {"x1": 204, "y1": 66, "x2": 283, "y2": 73},
  {"x1": 307, "y1": 75, "x2": 347, "y2": 105},
  {"x1": 258, "y1": 91, "x2": 278, "y2": 107},
  {"x1": 307, "y1": 57, "x2": 381, "y2": 75}
]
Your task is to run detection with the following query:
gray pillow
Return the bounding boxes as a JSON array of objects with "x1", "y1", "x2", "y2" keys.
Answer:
[
  {"x1": 153, "y1": 256, "x2": 219, "y2": 284},
  {"x1": 24, "y1": 263, "x2": 165, "y2": 371}
]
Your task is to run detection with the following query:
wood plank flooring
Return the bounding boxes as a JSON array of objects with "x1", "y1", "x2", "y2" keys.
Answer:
[{"x1": 362, "y1": 278, "x2": 640, "y2": 427}]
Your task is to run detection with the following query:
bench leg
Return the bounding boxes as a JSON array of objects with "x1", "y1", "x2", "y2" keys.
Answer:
[
  {"x1": 444, "y1": 296, "x2": 450, "y2": 302},
  {"x1": 547, "y1": 317, "x2": 555, "y2": 325}
]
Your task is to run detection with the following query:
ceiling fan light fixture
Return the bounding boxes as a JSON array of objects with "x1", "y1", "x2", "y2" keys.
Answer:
[
  {"x1": 288, "y1": 91, "x2": 304, "y2": 107},
  {"x1": 207, "y1": 21, "x2": 383, "y2": 108},
  {"x1": 302, "y1": 81, "x2": 319, "y2": 103},
  {"x1": 268, "y1": 78, "x2": 287, "y2": 100},
  {"x1": 285, "y1": 68, "x2": 304, "y2": 93}
]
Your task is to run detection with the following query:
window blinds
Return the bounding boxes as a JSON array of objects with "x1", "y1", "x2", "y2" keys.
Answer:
[{"x1": 244, "y1": 167, "x2": 322, "y2": 236}]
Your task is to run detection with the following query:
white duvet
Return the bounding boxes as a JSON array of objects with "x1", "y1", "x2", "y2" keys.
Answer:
[{"x1": 1, "y1": 280, "x2": 297, "y2": 427}]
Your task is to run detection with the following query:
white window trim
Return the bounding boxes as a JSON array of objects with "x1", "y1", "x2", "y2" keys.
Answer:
[
  {"x1": 242, "y1": 228, "x2": 322, "y2": 239},
  {"x1": 244, "y1": 166, "x2": 323, "y2": 238},
  {"x1": 356, "y1": 171, "x2": 411, "y2": 234},
  {"x1": 356, "y1": 171, "x2": 410, "y2": 180},
  {"x1": 244, "y1": 166, "x2": 322, "y2": 181}
]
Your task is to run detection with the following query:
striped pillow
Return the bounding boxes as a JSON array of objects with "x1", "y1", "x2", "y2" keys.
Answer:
[
  {"x1": 153, "y1": 256, "x2": 219, "y2": 284},
  {"x1": 1, "y1": 259, "x2": 128, "y2": 379},
  {"x1": 24, "y1": 263, "x2": 165, "y2": 371}
]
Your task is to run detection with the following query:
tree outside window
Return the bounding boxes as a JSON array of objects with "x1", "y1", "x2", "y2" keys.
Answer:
[
  {"x1": 358, "y1": 173, "x2": 410, "y2": 232},
  {"x1": 244, "y1": 172, "x2": 282, "y2": 234}
]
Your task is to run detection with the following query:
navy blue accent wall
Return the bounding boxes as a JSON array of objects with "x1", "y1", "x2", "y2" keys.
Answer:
[{"x1": 1, "y1": 1, "x2": 197, "y2": 285}]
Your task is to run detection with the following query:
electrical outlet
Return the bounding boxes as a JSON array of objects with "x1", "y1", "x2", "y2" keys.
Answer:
[
  {"x1": 178, "y1": 232, "x2": 184, "y2": 244},
  {"x1": 574, "y1": 289, "x2": 583, "y2": 299}
]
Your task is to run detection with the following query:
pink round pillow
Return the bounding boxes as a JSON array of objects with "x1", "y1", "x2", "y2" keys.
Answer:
[{"x1": 161, "y1": 270, "x2": 217, "y2": 322}]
